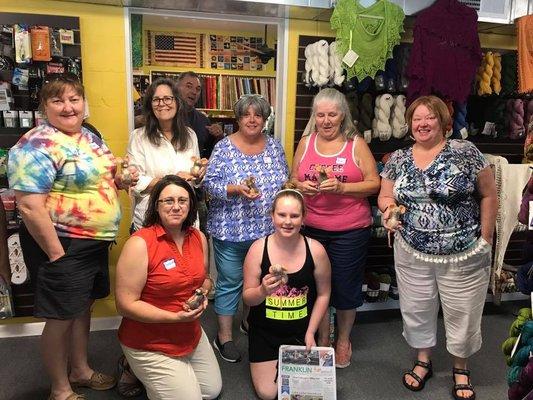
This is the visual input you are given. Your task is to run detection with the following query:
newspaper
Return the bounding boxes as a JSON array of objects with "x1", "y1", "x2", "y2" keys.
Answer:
[{"x1": 278, "y1": 345, "x2": 336, "y2": 400}]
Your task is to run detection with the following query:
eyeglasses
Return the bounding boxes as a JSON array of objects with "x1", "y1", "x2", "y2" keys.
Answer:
[
  {"x1": 152, "y1": 96, "x2": 175, "y2": 106},
  {"x1": 157, "y1": 196, "x2": 189, "y2": 209},
  {"x1": 43, "y1": 72, "x2": 81, "y2": 85}
]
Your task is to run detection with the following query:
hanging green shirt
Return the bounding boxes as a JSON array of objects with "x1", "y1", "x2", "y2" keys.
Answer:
[{"x1": 331, "y1": 0, "x2": 404, "y2": 81}]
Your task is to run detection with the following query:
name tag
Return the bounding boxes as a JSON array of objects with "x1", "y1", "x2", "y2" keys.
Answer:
[
  {"x1": 336, "y1": 157, "x2": 346, "y2": 165},
  {"x1": 163, "y1": 259, "x2": 176, "y2": 270},
  {"x1": 263, "y1": 156, "x2": 272, "y2": 164}
]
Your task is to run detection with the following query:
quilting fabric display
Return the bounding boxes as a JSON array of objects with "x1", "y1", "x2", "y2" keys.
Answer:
[
  {"x1": 517, "y1": 14, "x2": 533, "y2": 94},
  {"x1": 330, "y1": 0, "x2": 404, "y2": 81},
  {"x1": 406, "y1": 0, "x2": 481, "y2": 104}
]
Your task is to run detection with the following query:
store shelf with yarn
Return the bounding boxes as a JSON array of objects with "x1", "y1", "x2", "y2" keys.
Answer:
[{"x1": 296, "y1": 29, "x2": 530, "y2": 308}]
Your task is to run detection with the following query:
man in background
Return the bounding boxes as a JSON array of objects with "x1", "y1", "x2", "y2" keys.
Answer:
[{"x1": 177, "y1": 71, "x2": 224, "y2": 158}]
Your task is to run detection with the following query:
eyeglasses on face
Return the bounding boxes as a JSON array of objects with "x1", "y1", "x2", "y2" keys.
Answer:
[
  {"x1": 157, "y1": 196, "x2": 189, "y2": 208},
  {"x1": 152, "y1": 96, "x2": 175, "y2": 106}
]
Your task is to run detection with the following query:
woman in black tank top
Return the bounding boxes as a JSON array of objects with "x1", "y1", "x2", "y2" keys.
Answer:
[{"x1": 243, "y1": 188, "x2": 331, "y2": 400}]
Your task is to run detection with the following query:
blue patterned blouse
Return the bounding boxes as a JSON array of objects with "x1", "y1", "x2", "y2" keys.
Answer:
[
  {"x1": 381, "y1": 140, "x2": 489, "y2": 255},
  {"x1": 203, "y1": 136, "x2": 288, "y2": 242}
]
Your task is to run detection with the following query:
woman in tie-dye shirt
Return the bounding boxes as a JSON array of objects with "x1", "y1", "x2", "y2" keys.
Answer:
[{"x1": 8, "y1": 74, "x2": 137, "y2": 400}]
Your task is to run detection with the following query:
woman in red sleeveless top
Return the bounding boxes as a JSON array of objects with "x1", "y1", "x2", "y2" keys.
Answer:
[
  {"x1": 115, "y1": 175, "x2": 221, "y2": 400},
  {"x1": 291, "y1": 88, "x2": 380, "y2": 369}
]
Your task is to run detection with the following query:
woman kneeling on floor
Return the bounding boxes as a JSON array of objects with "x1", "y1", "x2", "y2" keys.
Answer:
[
  {"x1": 115, "y1": 175, "x2": 222, "y2": 400},
  {"x1": 378, "y1": 95, "x2": 497, "y2": 400},
  {"x1": 243, "y1": 186, "x2": 331, "y2": 400}
]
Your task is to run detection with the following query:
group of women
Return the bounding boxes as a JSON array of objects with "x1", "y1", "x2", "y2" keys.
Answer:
[{"x1": 6, "y1": 72, "x2": 496, "y2": 400}]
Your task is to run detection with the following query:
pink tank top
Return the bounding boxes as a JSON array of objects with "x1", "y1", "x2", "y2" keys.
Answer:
[{"x1": 297, "y1": 133, "x2": 372, "y2": 231}]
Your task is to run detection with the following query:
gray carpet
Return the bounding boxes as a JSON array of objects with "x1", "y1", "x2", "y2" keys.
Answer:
[{"x1": 0, "y1": 302, "x2": 523, "y2": 400}]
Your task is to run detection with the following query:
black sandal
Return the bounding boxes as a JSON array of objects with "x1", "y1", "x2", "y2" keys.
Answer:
[
  {"x1": 117, "y1": 355, "x2": 144, "y2": 398},
  {"x1": 402, "y1": 360, "x2": 433, "y2": 392},
  {"x1": 452, "y1": 367, "x2": 476, "y2": 400}
]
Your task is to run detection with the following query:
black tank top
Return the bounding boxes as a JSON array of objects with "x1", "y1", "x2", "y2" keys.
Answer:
[{"x1": 248, "y1": 234, "x2": 317, "y2": 337}]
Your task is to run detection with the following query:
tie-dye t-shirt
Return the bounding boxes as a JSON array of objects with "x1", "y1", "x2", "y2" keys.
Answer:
[{"x1": 8, "y1": 123, "x2": 121, "y2": 240}]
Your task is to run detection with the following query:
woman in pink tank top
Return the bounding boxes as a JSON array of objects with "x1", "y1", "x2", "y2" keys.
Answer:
[{"x1": 290, "y1": 88, "x2": 380, "y2": 369}]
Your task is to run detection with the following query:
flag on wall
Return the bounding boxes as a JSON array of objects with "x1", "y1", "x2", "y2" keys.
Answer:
[{"x1": 147, "y1": 31, "x2": 202, "y2": 67}]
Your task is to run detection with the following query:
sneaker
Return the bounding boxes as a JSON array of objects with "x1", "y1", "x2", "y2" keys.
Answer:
[
  {"x1": 239, "y1": 321, "x2": 249, "y2": 335},
  {"x1": 335, "y1": 341, "x2": 352, "y2": 369},
  {"x1": 213, "y1": 336, "x2": 241, "y2": 363}
]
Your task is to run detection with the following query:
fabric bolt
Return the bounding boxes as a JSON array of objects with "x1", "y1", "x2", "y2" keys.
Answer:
[
  {"x1": 248, "y1": 235, "x2": 317, "y2": 362},
  {"x1": 303, "y1": 225, "x2": 370, "y2": 309},
  {"x1": 406, "y1": 0, "x2": 482, "y2": 104},
  {"x1": 118, "y1": 224, "x2": 206, "y2": 357},
  {"x1": 121, "y1": 330, "x2": 221, "y2": 400},
  {"x1": 381, "y1": 140, "x2": 488, "y2": 255},
  {"x1": 518, "y1": 15, "x2": 533, "y2": 94},
  {"x1": 394, "y1": 235, "x2": 491, "y2": 358},
  {"x1": 297, "y1": 132, "x2": 372, "y2": 231},
  {"x1": 187, "y1": 108, "x2": 217, "y2": 159},
  {"x1": 330, "y1": 0, "x2": 404, "y2": 81},
  {"x1": 127, "y1": 126, "x2": 199, "y2": 230},
  {"x1": 203, "y1": 136, "x2": 288, "y2": 242},
  {"x1": 8, "y1": 122, "x2": 121, "y2": 240},
  {"x1": 212, "y1": 237, "x2": 254, "y2": 315},
  {"x1": 19, "y1": 223, "x2": 110, "y2": 320}
]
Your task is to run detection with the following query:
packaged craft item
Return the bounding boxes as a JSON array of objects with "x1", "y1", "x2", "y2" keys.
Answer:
[
  {"x1": 243, "y1": 176, "x2": 260, "y2": 196},
  {"x1": 190, "y1": 156, "x2": 208, "y2": 178},
  {"x1": 0, "y1": 276, "x2": 14, "y2": 319},
  {"x1": 269, "y1": 264, "x2": 288, "y2": 284}
]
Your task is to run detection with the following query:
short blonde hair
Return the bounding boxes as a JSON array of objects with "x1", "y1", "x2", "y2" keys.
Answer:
[{"x1": 38, "y1": 74, "x2": 84, "y2": 114}]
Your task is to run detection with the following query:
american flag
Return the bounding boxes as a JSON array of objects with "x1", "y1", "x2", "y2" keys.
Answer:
[{"x1": 149, "y1": 32, "x2": 201, "y2": 67}]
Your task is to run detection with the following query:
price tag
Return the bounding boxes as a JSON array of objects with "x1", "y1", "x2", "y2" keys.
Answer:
[{"x1": 342, "y1": 49, "x2": 359, "y2": 68}]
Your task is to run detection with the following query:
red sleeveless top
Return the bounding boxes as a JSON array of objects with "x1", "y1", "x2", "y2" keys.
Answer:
[{"x1": 118, "y1": 224, "x2": 205, "y2": 356}]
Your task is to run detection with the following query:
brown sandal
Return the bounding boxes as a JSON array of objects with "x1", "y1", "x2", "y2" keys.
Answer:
[
  {"x1": 452, "y1": 367, "x2": 476, "y2": 400},
  {"x1": 48, "y1": 393, "x2": 86, "y2": 400},
  {"x1": 117, "y1": 355, "x2": 144, "y2": 398},
  {"x1": 70, "y1": 371, "x2": 116, "y2": 391}
]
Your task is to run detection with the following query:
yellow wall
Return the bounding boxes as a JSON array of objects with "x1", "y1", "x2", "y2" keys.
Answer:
[{"x1": 0, "y1": 0, "x2": 130, "y2": 322}]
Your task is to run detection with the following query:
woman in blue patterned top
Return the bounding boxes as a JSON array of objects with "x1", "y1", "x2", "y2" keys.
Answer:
[
  {"x1": 203, "y1": 94, "x2": 288, "y2": 363},
  {"x1": 378, "y1": 96, "x2": 497, "y2": 400}
]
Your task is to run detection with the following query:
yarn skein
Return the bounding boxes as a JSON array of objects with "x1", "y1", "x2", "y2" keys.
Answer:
[
  {"x1": 328, "y1": 41, "x2": 345, "y2": 87},
  {"x1": 372, "y1": 94, "x2": 381, "y2": 139},
  {"x1": 346, "y1": 91, "x2": 359, "y2": 128},
  {"x1": 477, "y1": 52, "x2": 494, "y2": 96},
  {"x1": 453, "y1": 102, "x2": 468, "y2": 139},
  {"x1": 491, "y1": 52, "x2": 502, "y2": 95},
  {"x1": 304, "y1": 43, "x2": 314, "y2": 86},
  {"x1": 376, "y1": 94, "x2": 394, "y2": 141},
  {"x1": 304, "y1": 40, "x2": 330, "y2": 88},
  {"x1": 359, "y1": 93, "x2": 374, "y2": 134},
  {"x1": 391, "y1": 95, "x2": 408, "y2": 139},
  {"x1": 508, "y1": 98, "x2": 525, "y2": 139}
]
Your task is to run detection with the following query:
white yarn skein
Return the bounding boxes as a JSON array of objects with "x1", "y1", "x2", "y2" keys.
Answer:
[
  {"x1": 314, "y1": 40, "x2": 330, "y2": 87},
  {"x1": 372, "y1": 94, "x2": 381, "y2": 139},
  {"x1": 391, "y1": 95, "x2": 408, "y2": 139},
  {"x1": 329, "y1": 41, "x2": 345, "y2": 86},
  {"x1": 304, "y1": 44, "x2": 314, "y2": 85},
  {"x1": 377, "y1": 94, "x2": 394, "y2": 141}
]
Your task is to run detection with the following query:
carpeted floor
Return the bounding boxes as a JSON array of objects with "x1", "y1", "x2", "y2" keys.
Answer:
[{"x1": 0, "y1": 301, "x2": 524, "y2": 400}]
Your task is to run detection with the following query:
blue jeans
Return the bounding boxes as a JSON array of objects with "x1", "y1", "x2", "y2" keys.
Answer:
[
  {"x1": 303, "y1": 226, "x2": 371, "y2": 309},
  {"x1": 212, "y1": 237, "x2": 255, "y2": 315}
]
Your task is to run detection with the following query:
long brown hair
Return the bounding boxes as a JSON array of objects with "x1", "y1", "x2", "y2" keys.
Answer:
[{"x1": 142, "y1": 78, "x2": 190, "y2": 151}]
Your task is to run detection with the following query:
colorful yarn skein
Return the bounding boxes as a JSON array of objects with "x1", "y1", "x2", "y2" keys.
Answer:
[
  {"x1": 358, "y1": 93, "x2": 374, "y2": 136},
  {"x1": 453, "y1": 102, "x2": 468, "y2": 139},
  {"x1": 491, "y1": 52, "x2": 502, "y2": 95},
  {"x1": 508, "y1": 98, "x2": 525, "y2": 139},
  {"x1": 477, "y1": 52, "x2": 494, "y2": 96}
]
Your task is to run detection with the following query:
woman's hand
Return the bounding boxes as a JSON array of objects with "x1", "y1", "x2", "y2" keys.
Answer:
[
  {"x1": 114, "y1": 165, "x2": 140, "y2": 190},
  {"x1": 177, "y1": 299, "x2": 207, "y2": 321},
  {"x1": 318, "y1": 178, "x2": 343, "y2": 194},
  {"x1": 228, "y1": 184, "x2": 261, "y2": 200},
  {"x1": 177, "y1": 171, "x2": 196, "y2": 182},
  {"x1": 304, "y1": 331, "x2": 316, "y2": 351},
  {"x1": 297, "y1": 180, "x2": 319, "y2": 196},
  {"x1": 260, "y1": 273, "x2": 282, "y2": 296},
  {"x1": 381, "y1": 206, "x2": 401, "y2": 232}
]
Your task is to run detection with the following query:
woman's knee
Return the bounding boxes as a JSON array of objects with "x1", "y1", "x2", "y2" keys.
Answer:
[
  {"x1": 203, "y1": 379, "x2": 222, "y2": 400},
  {"x1": 254, "y1": 383, "x2": 277, "y2": 400}
]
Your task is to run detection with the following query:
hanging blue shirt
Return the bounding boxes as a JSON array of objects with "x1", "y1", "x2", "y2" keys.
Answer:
[
  {"x1": 381, "y1": 140, "x2": 489, "y2": 255},
  {"x1": 203, "y1": 136, "x2": 288, "y2": 242}
]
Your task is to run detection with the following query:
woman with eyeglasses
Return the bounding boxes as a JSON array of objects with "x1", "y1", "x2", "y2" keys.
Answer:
[
  {"x1": 115, "y1": 175, "x2": 222, "y2": 400},
  {"x1": 203, "y1": 94, "x2": 289, "y2": 363},
  {"x1": 8, "y1": 74, "x2": 137, "y2": 400},
  {"x1": 378, "y1": 96, "x2": 497, "y2": 400},
  {"x1": 127, "y1": 77, "x2": 204, "y2": 231}
]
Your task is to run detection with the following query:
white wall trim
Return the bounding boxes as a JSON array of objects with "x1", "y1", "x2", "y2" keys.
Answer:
[{"x1": 0, "y1": 316, "x2": 122, "y2": 338}]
